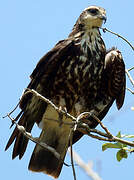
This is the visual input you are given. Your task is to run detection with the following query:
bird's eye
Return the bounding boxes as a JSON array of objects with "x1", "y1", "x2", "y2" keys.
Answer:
[{"x1": 87, "y1": 8, "x2": 98, "y2": 15}]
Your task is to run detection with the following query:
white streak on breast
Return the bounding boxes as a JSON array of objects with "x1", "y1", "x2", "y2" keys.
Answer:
[
  {"x1": 80, "y1": 28, "x2": 102, "y2": 57},
  {"x1": 83, "y1": 64, "x2": 91, "y2": 77}
]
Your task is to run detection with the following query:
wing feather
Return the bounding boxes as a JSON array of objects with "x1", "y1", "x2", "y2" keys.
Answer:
[
  {"x1": 104, "y1": 48, "x2": 126, "y2": 109},
  {"x1": 5, "y1": 38, "x2": 75, "y2": 158},
  {"x1": 71, "y1": 48, "x2": 126, "y2": 145}
]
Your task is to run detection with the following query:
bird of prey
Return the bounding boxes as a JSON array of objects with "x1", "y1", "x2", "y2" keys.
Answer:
[{"x1": 5, "y1": 6, "x2": 126, "y2": 178}]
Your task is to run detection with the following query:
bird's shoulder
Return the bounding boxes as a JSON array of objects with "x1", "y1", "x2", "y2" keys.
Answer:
[{"x1": 30, "y1": 38, "x2": 77, "y2": 80}]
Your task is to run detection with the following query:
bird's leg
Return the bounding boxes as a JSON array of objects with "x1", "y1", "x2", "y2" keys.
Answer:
[
  {"x1": 57, "y1": 106, "x2": 68, "y2": 127},
  {"x1": 57, "y1": 106, "x2": 63, "y2": 126}
]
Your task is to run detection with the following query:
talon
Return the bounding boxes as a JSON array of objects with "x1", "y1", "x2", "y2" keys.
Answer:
[
  {"x1": 63, "y1": 107, "x2": 68, "y2": 119},
  {"x1": 57, "y1": 106, "x2": 67, "y2": 126}
]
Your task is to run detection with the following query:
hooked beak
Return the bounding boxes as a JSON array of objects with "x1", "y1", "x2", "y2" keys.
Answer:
[{"x1": 101, "y1": 15, "x2": 107, "y2": 24}]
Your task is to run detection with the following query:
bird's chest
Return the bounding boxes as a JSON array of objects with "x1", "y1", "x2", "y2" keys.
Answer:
[
  {"x1": 51, "y1": 34, "x2": 105, "y2": 111},
  {"x1": 52, "y1": 51, "x2": 104, "y2": 110},
  {"x1": 63, "y1": 55, "x2": 103, "y2": 91}
]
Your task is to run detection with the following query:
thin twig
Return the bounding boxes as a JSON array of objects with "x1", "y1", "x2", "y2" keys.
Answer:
[
  {"x1": 77, "y1": 124, "x2": 113, "y2": 142},
  {"x1": 14, "y1": 90, "x2": 134, "y2": 148},
  {"x1": 76, "y1": 116, "x2": 134, "y2": 147},
  {"x1": 100, "y1": 27, "x2": 134, "y2": 51},
  {"x1": 125, "y1": 69, "x2": 134, "y2": 87},
  {"x1": 70, "y1": 129, "x2": 77, "y2": 180},
  {"x1": 87, "y1": 133, "x2": 113, "y2": 142},
  {"x1": 91, "y1": 114, "x2": 113, "y2": 138},
  {"x1": 112, "y1": 136, "x2": 134, "y2": 147},
  {"x1": 78, "y1": 125, "x2": 134, "y2": 146},
  {"x1": 76, "y1": 112, "x2": 113, "y2": 138},
  {"x1": 3, "y1": 102, "x2": 19, "y2": 118},
  {"x1": 6, "y1": 89, "x2": 134, "y2": 173},
  {"x1": 77, "y1": 125, "x2": 109, "y2": 138},
  {"x1": 128, "y1": 66, "x2": 134, "y2": 72},
  {"x1": 126, "y1": 88, "x2": 134, "y2": 94}
]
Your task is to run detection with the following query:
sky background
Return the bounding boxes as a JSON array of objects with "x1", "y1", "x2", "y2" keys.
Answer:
[{"x1": 1, "y1": 0, "x2": 134, "y2": 180}]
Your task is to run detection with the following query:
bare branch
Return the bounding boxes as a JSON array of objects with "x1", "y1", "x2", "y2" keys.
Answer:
[
  {"x1": 112, "y1": 136, "x2": 134, "y2": 147},
  {"x1": 100, "y1": 27, "x2": 134, "y2": 51},
  {"x1": 77, "y1": 124, "x2": 109, "y2": 138},
  {"x1": 125, "y1": 69, "x2": 134, "y2": 87},
  {"x1": 77, "y1": 120, "x2": 134, "y2": 147},
  {"x1": 3, "y1": 102, "x2": 19, "y2": 118},
  {"x1": 69, "y1": 129, "x2": 77, "y2": 180},
  {"x1": 128, "y1": 66, "x2": 134, "y2": 72},
  {"x1": 126, "y1": 88, "x2": 134, "y2": 95},
  {"x1": 76, "y1": 112, "x2": 113, "y2": 139},
  {"x1": 5, "y1": 88, "x2": 134, "y2": 179},
  {"x1": 6, "y1": 89, "x2": 134, "y2": 150},
  {"x1": 88, "y1": 113, "x2": 113, "y2": 138}
]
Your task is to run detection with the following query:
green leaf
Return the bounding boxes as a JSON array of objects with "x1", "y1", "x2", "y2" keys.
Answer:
[
  {"x1": 129, "y1": 148, "x2": 134, "y2": 152},
  {"x1": 122, "y1": 143, "x2": 127, "y2": 148},
  {"x1": 102, "y1": 142, "x2": 123, "y2": 151},
  {"x1": 116, "y1": 131, "x2": 122, "y2": 138},
  {"x1": 116, "y1": 149, "x2": 128, "y2": 162},
  {"x1": 116, "y1": 131, "x2": 134, "y2": 138}
]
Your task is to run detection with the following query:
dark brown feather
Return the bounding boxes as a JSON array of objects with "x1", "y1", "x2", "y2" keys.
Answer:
[{"x1": 104, "y1": 48, "x2": 126, "y2": 109}]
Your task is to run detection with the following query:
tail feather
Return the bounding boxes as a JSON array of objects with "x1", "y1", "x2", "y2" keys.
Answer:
[
  {"x1": 12, "y1": 131, "x2": 29, "y2": 159},
  {"x1": 28, "y1": 145, "x2": 65, "y2": 178},
  {"x1": 5, "y1": 111, "x2": 23, "y2": 151},
  {"x1": 5, "y1": 127, "x2": 19, "y2": 152},
  {"x1": 5, "y1": 113, "x2": 34, "y2": 159},
  {"x1": 28, "y1": 112, "x2": 72, "y2": 178},
  {"x1": 6, "y1": 104, "x2": 73, "y2": 178}
]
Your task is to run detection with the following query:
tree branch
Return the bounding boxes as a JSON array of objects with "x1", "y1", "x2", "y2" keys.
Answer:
[
  {"x1": 69, "y1": 129, "x2": 77, "y2": 180},
  {"x1": 6, "y1": 89, "x2": 134, "y2": 149},
  {"x1": 127, "y1": 66, "x2": 134, "y2": 72},
  {"x1": 5, "y1": 88, "x2": 134, "y2": 179},
  {"x1": 100, "y1": 27, "x2": 134, "y2": 51},
  {"x1": 3, "y1": 102, "x2": 19, "y2": 118},
  {"x1": 126, "y1": 88, "x2": 134, "y2": 95},
  {"x1": 125, "y1": 69, "x2": 134, "y2": 87}
]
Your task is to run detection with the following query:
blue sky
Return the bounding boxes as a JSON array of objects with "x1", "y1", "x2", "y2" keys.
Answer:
[{"x1": 1, "y1": 0, "x2": 134, "y2": 180}]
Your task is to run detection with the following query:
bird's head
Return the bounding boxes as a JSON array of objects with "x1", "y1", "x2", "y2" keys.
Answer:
[
  {"x1": 81, "y1": 6, "x2": 106, "y2": 29},
  {"x1": 69, "y1": 6, "x2": 107, "y2": 37},
  {"x1": 77, "y1": 6, "x2": 106, "y2": 31}
]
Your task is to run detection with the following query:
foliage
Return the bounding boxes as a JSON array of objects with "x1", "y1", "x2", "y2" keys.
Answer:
[{"x1": 102, "y1": 131, "x2": 134, "y2": 161}]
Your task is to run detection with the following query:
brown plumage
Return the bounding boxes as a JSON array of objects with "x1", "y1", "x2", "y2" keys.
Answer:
[{"x1": 5, "y1": 6, "x2": 126, "y2": 178}]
